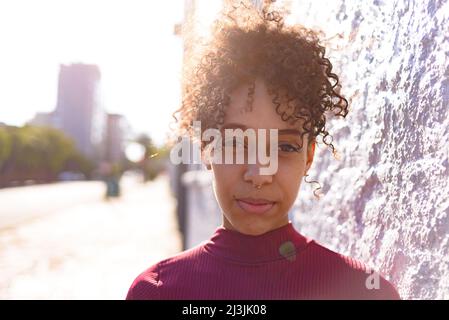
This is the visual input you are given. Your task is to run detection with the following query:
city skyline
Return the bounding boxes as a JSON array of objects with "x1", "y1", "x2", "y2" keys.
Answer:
[{"x1": 0, "y1": 0, "x2": 185, "y2": 146}]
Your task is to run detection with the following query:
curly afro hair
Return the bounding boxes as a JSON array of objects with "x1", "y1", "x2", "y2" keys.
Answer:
[{"x1": 173, "y1": 0, "x2": 349, "y2": 161}]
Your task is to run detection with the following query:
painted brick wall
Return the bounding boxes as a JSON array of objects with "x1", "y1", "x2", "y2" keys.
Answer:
[{"x1": 289, "y1": 0, "x2": 449, "y2": 299}]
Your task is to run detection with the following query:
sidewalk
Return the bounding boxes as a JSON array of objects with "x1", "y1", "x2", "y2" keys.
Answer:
[{"x1": 0, "y1": 173, "x2": 182, "y2": 299}]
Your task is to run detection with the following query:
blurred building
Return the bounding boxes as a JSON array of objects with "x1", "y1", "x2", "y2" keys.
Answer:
[
  {"x1": 53, "y1": 63, "x2": 106, "y2": 160},
  {"x1": 29, "y1": 63, "x2": 129, "y2": 163},
  {"x1": 104, "y1": 113, "x2": 130, "y2": 163}
]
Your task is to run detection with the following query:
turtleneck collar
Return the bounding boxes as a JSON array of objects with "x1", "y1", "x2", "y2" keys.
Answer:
[{"x1": 203, "y1": 221, "x2": 313, "y2": 264}]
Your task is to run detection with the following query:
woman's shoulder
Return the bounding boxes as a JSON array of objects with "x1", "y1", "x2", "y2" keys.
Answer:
[
  {"x1": 306, "y1": 240, "x2": 401, "y2": 299},
  {"x1": 306, "y1": 240, "x2": 369, "y2": 271},
  {"x1": 126, "y1": 243, "x2": 207, "y2": 300}
]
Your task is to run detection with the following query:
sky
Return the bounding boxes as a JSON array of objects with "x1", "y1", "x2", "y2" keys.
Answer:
[{"x1": 0, "y1": 0, "x2": 186, "y2": 146}]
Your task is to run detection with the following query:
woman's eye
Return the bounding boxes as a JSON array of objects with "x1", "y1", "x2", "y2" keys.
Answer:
[{"x1": 278, "y1": 143, "x2": 300, "y2": 153}]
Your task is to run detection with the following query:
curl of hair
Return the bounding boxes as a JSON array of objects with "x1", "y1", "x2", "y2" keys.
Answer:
[
  {"x1": 172, "y1": 0, "x2": 349, "y2": 160},
  {"x1": 303, "y1": 173, "x2": 323, "y2": 200}
]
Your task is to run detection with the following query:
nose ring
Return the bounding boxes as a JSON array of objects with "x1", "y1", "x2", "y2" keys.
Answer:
[{"x1": 254, "y1": 184, "x2": 262, "y2": 189}]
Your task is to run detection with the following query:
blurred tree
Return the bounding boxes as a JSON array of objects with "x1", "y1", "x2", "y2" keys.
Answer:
[
  {"x1": 136, "y1": 134, "x2": 159, "y2": 182},
  {"x1": 42, "y1": 127, "x2": 77, "y2": 176},
  {"x1": 12, "y1": 125, "x2": 76, "y2": 180},
  {"x1": 136, "y1": 134, "x2": 158, "y2": 157},
  {"x1": 0, "y1": 127, "x2": 12, "y2": 168},
  {"x1": 0, "y1": 125, "x2": 95, "y2": 187},
  {"x1": 137, "y1": 136, "x2": 170, "y2": 181},
  {"x1": 63, "y1": 150, "x2": 96, "y2": 180}
]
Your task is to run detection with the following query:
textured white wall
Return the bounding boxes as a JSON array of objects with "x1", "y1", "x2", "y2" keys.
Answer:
[{"x1": 290, "y1": 0, "x2": 449, "y2": 299}]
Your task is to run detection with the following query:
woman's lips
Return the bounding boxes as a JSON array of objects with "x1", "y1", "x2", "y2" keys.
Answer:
[{"x1": 236, "y1": 198, "x2": 275, "y2": 214}]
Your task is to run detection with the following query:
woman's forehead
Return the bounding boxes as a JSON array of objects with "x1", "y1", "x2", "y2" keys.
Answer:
[{"x1": 224, "y1": 80, "x2": 306, "y2": 132}]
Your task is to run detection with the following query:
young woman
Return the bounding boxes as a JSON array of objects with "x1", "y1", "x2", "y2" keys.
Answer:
[{"x1": 126, "y1": 1, "x2": 400, "y2": 300}]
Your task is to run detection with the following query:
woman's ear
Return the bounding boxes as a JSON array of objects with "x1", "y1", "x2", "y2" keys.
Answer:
[{"x1": 305, "y1": 139, "x2": 315, "y2": 172}]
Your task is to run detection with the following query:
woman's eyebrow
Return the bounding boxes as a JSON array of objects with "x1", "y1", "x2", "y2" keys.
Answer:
[
  {"x1": 221, "y1": 123, "x2": 248, "y2": 130},
  {"x1": 222, "y1": 122, "x2": 301, "y2": 135},
  {"x1": 221, "y1": 123, "x2": 303, "y2": 137},
  {"x1": 278, "y1": 129, "x2": 303, "y2": 136}
]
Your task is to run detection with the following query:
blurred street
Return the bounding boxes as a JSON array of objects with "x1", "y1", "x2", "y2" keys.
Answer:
[{"x1": 0, "y1": 172, "x2": 182, "y2": 299}]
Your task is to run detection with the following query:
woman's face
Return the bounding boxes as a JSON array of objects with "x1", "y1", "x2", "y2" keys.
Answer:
[{"x1": 206, "y1": 78, "x2": 315, "y2": 235}]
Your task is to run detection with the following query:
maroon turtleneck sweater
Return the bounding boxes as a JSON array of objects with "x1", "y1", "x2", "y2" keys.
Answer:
[{"x1": 126, "y1": 222, "x2": 400, "y2": 300}]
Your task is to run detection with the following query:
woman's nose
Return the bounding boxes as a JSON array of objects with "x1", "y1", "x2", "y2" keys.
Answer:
[{"x1": 243, "y1": 163, "x2": 273, "y2": 187}]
